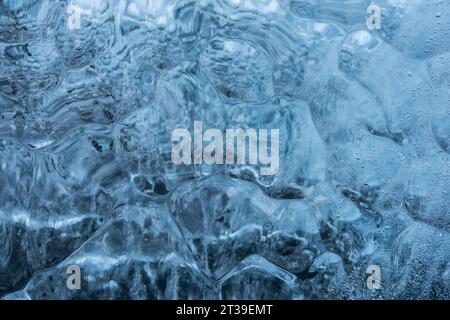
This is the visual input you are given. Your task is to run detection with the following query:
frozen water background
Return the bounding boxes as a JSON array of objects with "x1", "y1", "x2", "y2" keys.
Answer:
[{"x1": 0, "y1": 0, "x2": 449, "y2": 300}]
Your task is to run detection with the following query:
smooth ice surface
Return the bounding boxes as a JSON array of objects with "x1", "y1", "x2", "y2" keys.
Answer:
[{"x1": 0, "y1": 0, "x2": 449, "y2": 299}]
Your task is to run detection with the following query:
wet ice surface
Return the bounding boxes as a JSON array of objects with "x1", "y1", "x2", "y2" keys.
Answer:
[{"x1": 0, "y1": 0, "x2": 449, "y2": 300}]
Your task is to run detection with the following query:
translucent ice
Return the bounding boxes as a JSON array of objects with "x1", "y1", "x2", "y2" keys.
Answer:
[{"x1": 0, "y1": 0, "x2": 449, "y2": 300}]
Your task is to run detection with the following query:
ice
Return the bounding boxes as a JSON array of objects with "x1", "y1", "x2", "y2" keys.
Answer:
[
  {"x1": 1, "y1": 0, "x2": 449, "y2": 300},
  {"x1": 373, "y1": 0, "x2": 450, "y2": 59},
  {"x1": 405, "y1": 156, "x2": 450, "y2": 232},
  {"x1": 219, "y1": 255, "x2": 298, "y2": 299},
  {"x1": 288, "y1": 0, "x2": 370, "y2": 27},
  {"x1": 199, "y1": 38, "x2": 274, "y2": 103},
  {"x1": 389, "y1": 223, "x2": 450, "y2": 299}
]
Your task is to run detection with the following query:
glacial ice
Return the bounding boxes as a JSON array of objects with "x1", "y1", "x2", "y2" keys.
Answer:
[{"x1": 0, "y1": 0, "x2": 449, "y2": 299}]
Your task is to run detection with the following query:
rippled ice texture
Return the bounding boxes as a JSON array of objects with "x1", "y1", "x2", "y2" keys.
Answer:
[{"x1": 0, "y1": 0, "x2": 449, "y2": 300}]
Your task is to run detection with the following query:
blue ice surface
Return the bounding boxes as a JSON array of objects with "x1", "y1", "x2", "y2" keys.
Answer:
[{"x1": 0, "y1": 0, "x2": 449, "y2": 300}]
